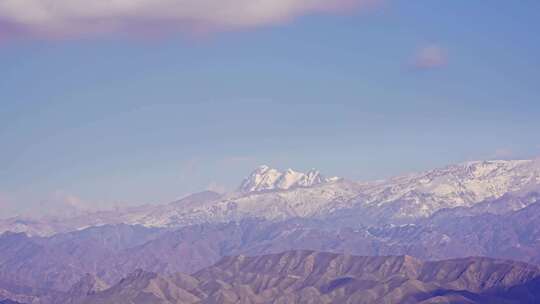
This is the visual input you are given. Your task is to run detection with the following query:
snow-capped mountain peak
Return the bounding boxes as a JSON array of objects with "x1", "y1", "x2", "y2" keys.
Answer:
[
  {"x1": 4, "y1": 159, "x2": 540, "y2": 237},
  {"x1": 238, "y1": 166, "x2": 339, "y2": 193},
  {"x1": 359, "y1": 159, "x2": 540, "y2": 218}
]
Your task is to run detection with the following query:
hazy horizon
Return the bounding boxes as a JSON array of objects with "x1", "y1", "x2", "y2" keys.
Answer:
[
  {"x1": 2, "y1": 3, "x2": 540, "y2": 302},
  {"x1": 2, "y1": 0, "x2": 540, "y2": 218}
]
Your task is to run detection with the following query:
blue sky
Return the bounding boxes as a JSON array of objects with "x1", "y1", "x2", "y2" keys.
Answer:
[{"x1": 1, "y1": 1, "x2": 540, "y2": 217}]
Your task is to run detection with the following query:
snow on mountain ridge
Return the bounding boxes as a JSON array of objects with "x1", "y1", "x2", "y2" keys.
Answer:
[
  {"x1": 357, "y1": 159, "x2": 540, "y2": 218},
  {"x1": 135, "y1": 160, "x2": 540, "y2": 227},
  {"x1": 3, "y1": 159, "x2": 540, "y2": 236},
  {"x1": 238, "y1": 165, "x2": 339, "y2": 193}
]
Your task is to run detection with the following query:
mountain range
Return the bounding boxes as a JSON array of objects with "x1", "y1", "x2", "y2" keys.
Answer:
[
  {"x1": 1, "y1": 159, "x2": 540, "y2": 303},
  {"x1": 1, "y1": 194, "x2": 540, "y2": 295},
  {"x1": 3, "y1": 159, "x2": 540, "y2": 237},
  {"x1": 3, "y1": 251, "x2": 540, "y2": 304}
]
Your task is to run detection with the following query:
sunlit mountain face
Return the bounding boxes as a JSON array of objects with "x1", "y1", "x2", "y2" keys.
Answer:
[{"x1": 1, "y1": 1, "x2": 540, "y2": 303}]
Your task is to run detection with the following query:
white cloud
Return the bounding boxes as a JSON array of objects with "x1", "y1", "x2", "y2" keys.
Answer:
[{"x1": 0, "y1": 0, "x2": 379, "y2": 39}]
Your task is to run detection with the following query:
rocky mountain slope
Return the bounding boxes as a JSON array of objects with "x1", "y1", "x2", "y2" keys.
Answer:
[
  {"x1": 0, "y1": 300, "x2": 23, "y2": 304},
  {"x1": 73, "y1": 251, "x2": 540, "y2": 304},
  {"x1": 1, "y1": 193, "x2": 540, "y2": 295}
]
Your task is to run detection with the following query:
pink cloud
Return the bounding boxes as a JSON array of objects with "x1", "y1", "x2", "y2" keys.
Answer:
[
  {"x1": 0, "y1": 0, "x2": 380, "y2": 40},
  {"x1": 32, "y1": 191, "x2": 92, "y2": 218},
  {"x1": 0, "y1": 192, "x2": 19, "y2": 218},
  {"x1": 51, "y1": 190, "x2": 88, "y2": 210},
  {"x1": 412, "y1": 45, "x2": 448, "y2": 69},
  {"x1": 490, "y1": 148, "x2": 514, "y2": 160},
  {"x1": 0, "y1": 193, "x2": 9, "y2": 209}
]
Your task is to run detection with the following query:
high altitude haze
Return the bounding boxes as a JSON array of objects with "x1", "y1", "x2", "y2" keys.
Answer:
[{"x1": 1, "y1": 1, "x2": 540, "y2": 217}]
